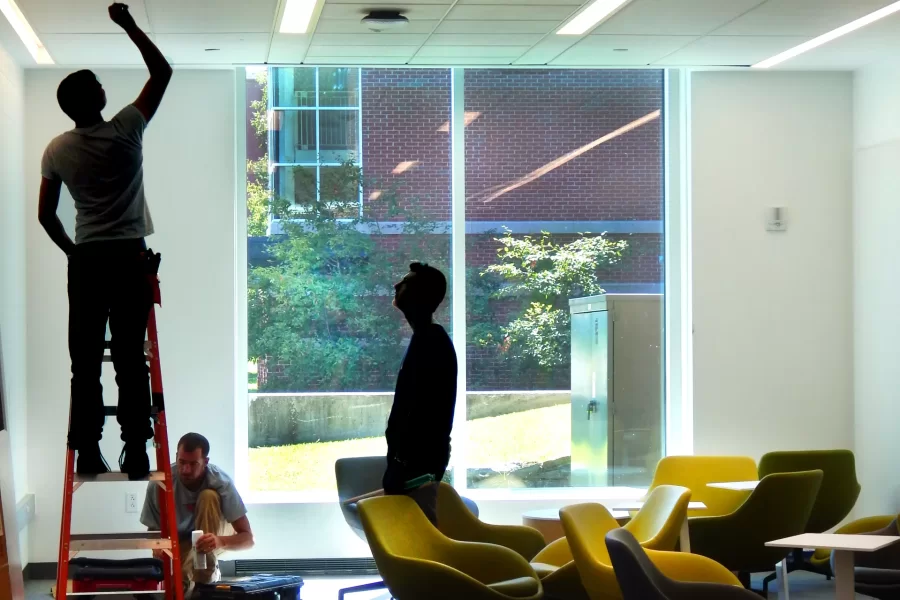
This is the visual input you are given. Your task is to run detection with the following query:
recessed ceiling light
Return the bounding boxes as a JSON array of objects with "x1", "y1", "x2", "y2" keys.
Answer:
[
  {"x1": 0, "y1": 0, "x2": 53, "y2": 64},
  {"x1": 280, "y1": 0, "x2": 317, "y2": 34},
  {"x1": 557, "y1": 0, "x2": 632, "y2": 36},
  {"x1": 361, "y1": 10, "x2": 409, "y2": 32},
  {"x1": 754, "y1": 0, "x2": 900, "y2": 68}
]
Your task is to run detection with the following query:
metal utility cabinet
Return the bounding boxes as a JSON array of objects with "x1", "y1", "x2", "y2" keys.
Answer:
[{"x1": 570, "y1": 294, "x2": 664, "y2": 487}]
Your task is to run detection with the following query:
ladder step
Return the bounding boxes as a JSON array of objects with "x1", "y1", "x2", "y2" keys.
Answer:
[
  {"x1": 65, "y1": 591, "x2": 165, "y2": 597},
  {"x1": 74, "y1": 471, "x2": 165, "y2": 483},
  {"x1": 70, "y1": 533, "x2": 172, "y2": 551}
]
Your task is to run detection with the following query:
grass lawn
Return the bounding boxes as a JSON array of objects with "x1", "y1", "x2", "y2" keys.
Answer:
[{"x1": 249, "y1": 404, "x2": 570, "y2": 492}]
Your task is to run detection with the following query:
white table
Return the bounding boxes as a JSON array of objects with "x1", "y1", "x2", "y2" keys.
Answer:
[
  {"x1": 522, "y1": 508, "x2": 629, "y2": 544},
  {"x1": 767, "y1": 533, "x2": 900, "y2": 600},
  {"x1": 612, "y1": 501, "x2": 707, "y2": 553},
  {"x1": 707, "y1": 480, "x2": 759, "y2": 491}
]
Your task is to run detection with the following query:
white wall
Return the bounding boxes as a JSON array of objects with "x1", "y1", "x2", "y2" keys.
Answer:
[
  {"x1": 853, "y1": 60, "x2": 900, "y2": 517},
  {"x1": 25, "y1": 69, "x2": 237, "y2": 562},
  {"x1": 691, "y1": 71, "x2": 854, "y2": 460},
  {"x1": 0, "y1": 32, "x2": 31, "y2": 580}
]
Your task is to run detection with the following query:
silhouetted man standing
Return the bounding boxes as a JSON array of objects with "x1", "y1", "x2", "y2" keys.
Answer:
[{"x1": 383, "y1": 263, "x2": 457, "y2": 524}]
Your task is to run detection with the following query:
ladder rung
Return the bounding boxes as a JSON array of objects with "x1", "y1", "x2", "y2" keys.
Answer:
[
  {"x1": 74, "y1": 471, "x2": 165, "y2": 483},
  {"x1": 70, "y1": 533, "x2": 172, "y2": 551},
  {"x1": 65, "y1": 591, "x2": 165, "y2": 597}
]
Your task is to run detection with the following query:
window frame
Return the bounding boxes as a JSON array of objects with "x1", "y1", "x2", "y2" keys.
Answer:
[{"x1": 235, "y1": 66, "x2": 692, "y2": 504}]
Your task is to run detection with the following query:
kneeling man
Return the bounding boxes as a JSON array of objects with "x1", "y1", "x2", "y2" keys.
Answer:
[{"x1": 141, "y1": 433, "x2": 253, "y2": 590}]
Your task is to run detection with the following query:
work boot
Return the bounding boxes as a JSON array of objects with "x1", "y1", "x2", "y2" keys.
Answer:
[
  {"x1": 119, "y1": 442, "x2": 150, "y2": 480},
  {"x1": 75, "y1": 444, "x2": 110, "y2": 476}
]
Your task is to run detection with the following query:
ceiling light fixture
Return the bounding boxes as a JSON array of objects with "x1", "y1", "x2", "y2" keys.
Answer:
[
  {"x1": 0, "y1": 0, "x2": 53, "y2": 64},
  {"x1": 557, "y1": 0, "x2": 632, "y2": 36},
  {"x1": 754, "y1": 0, "x2": 900, "y2": 68},
  {"x1": 280, "y1": 0, "x2": 317, "y2": 34},
  {"x1": 361, "y1": 10, "x2": 409, "y2": 32}
]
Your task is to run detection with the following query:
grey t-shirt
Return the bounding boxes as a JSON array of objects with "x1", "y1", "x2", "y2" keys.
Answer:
[
  {"x1": 140, "y1": 464, "x2": 247, "y2": 539},
  {"x1": 40, "y1": 104, "x2": 154, "y2": 245}
]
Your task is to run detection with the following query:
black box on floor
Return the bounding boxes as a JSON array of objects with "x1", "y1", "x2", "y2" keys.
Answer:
[{"x1": 194, "y1": 575, "x2": 304, "y2": 600}]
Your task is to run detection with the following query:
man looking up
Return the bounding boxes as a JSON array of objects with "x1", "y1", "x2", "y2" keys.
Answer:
[{"x1": 38, "y1": 3, "x2": 173, "y2": 479}]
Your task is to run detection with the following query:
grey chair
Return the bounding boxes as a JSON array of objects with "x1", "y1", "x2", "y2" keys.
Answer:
[
  {"x1": 830, "y1": 517, "x2": 900, "y2": 600},
  {"x1": 334, "y1": 456, "x2": 479, "y2": 600},
  {"x1": 605, "y1": 528, "x2": 760, "y2": 600}
]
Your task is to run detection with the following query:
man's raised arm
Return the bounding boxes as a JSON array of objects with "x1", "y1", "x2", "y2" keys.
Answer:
[{"x1": 108, "y1": 3, "x2": 172, "y2": 122}]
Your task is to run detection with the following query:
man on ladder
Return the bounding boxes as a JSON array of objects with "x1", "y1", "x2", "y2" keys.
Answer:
[{"x1": 37, "y1": 2, "x2": 172, "y2": 480}]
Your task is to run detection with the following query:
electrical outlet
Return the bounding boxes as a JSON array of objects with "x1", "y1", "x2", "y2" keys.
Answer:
[{"x1": 126, "y1": 492, "x2": 138, "y2": 513}]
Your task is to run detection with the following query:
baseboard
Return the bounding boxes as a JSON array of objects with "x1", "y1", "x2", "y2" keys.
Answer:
[{"x1": 25, "y1": 558, "x2": 378, "y2": 581}]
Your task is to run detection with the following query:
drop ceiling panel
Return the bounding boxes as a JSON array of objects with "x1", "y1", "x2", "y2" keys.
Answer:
[
  {"x1": 306, "y1": 45, "x2": 419, "y2": 57},
  {"x1": 155, "y1": 33, "x2": 270, "y2": 64},
  {"x1": 426, "y1": 33, "x2": 544, "y2": 46},
  {"x1": 513, "y1": 36, "x2": 581, "y2": 64},
  {"x1": 457, "y1": 0, "x2": 582, "y2": 4},
  {"x1": 409, "y1": 56, "x2": 515, "y2": 64},
  {"x1": 267, "y1": 34, "x2": 313, "y2": 63},
  {"x1": 446, "y1": 5, "x2": 576, "y2": 21},
  {"x1": 595, "y1": 0, "x2": 766, "y2": 36},
  {"x1": 146, "y1": 0, "x2": 279, "y2": 34},
  {"x1": 315, "y1": 18, "x2": 440, "y2": 34},
  {"x1": 714, "y1": 0, "x2": 897, "y2": 36},
  {"x1": 435, "y1": 19, "x2": 558, "y2": 34},
  {"x1": 658, "y1": 35, "x2": 807, "y2": 66},
  {"x1": 551, "y1": 34, "x2": 695, "y2": 66},
  {"x1": 19, "y1": 0, "x2": 151, "y2": 34},
  {"x1": 305, "y1": 56, "x2": 411, "y2": 65},
  {"x1": 312, "y1": 33, "x2": 431, "y2": 45},
  {"x1": 321, "y1": 4, "x2": 451, "y2": 20},
  {"x1": 785, "y1": 14, "x2": 900, "y2": 69},
  {"x1": 40, "y1": 34, "x2": 144, "y2": 65},
  {"x1": 415, "y1": 45, "x2": 530, "y2": 58}
]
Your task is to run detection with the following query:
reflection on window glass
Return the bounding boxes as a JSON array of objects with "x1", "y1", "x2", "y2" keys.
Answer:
[
  {"x1": 246, "y1": 68, "x2": 452, "y2": 494},
  {"x1": 464, "y1": 69, "x2": 665, "y2": 491},
  {"x1": 272, "y1": 67, "x2": 315, "y2": 107}
]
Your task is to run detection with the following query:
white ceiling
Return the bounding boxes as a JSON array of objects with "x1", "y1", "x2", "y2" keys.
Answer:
[{"x1": 9, "y1": 0, "x2": 900, "y2": 69}]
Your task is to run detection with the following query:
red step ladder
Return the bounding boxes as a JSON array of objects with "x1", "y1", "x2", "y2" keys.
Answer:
[{"x1": 55, "y1": 251, "x2": 184, "y2": 600}]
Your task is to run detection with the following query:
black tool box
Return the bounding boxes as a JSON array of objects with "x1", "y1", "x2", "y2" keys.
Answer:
[
  {"x1": 68, "y1": 558, "x2": 164, "y2": 593},
  {"x1": 194, "y1": 575, "x2": 304, "y2": 600}
]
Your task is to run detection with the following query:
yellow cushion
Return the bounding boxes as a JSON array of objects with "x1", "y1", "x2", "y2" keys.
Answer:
[
  {"x1": 529, "y1": 562, "x2": 559, "y2": 579},
  {"x1": 487, "y1": 576, "x2": 541, "y2": 597}
]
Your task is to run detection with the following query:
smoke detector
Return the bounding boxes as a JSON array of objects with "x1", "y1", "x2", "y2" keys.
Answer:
[{"x1": 361, "y1": 10, "x2": 409, "y2": 32}]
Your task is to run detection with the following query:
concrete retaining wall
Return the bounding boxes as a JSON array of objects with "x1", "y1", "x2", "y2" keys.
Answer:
[{"x1": 249, "y1": 390, "x2": 570, "y2": 447}]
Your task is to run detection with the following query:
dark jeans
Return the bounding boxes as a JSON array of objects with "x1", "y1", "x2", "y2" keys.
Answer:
[{"x1": 67, "y1": 238, "x2": 154, "y2": 449}]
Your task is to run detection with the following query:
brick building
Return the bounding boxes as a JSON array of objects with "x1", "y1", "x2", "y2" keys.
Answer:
[{"x1": 248, "y1": 67, "x2": 664, "y2": 392}]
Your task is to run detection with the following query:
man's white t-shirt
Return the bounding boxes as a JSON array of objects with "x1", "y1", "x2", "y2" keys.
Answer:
[{"x1": 40, "y1": 105, "x2": 154, "y2": 245}]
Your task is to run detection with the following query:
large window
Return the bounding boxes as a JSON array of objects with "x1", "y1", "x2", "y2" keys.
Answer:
[{"x1": 244, "y1": 67, "x2": 666, "y2": 498}]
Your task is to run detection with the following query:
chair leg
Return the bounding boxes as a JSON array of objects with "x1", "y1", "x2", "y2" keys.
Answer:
[
  {"x1": 738, "y1": 571, "x2": 752, "y2": 589},
  {"x1": 762, "y1": 571, "x2": 776, "y2": 595},
  {"x1": 338, "y1": 579, "x2": 388, "y2": 600}
]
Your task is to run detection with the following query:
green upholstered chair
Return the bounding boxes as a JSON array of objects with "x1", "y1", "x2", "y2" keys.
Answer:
[
  {"x1": 688, "y1": 470, "x2": 823, "y2": 591},
  {"x1": 757, "y1": 449, "x2": 861, "y2": 592}
]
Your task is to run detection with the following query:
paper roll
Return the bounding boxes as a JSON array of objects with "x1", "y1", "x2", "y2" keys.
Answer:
[{"x1": 192, "y1": 530, "x2": 207, "y2": 570}]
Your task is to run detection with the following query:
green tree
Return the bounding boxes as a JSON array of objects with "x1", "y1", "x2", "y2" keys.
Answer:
[{"x1": 473, "y1": 230, "x2": 627, "y2": 371}]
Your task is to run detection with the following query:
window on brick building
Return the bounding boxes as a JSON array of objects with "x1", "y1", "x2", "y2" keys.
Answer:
[{"x1": 243, "y1": 67, "x2": 668, "y2": 498}]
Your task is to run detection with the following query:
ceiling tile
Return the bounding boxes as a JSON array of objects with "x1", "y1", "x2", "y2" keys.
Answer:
[
  {"x1": 435, "y1": 20, "x2": 558, "y2": 34},
  {"x1": 20, "y1": 0, "x2": 151, "y2": 34},
  {"x1": 268, "y1": 34, "x2": 313, "y2": 63},
  {"x1": 456, "y1": 0, "x2": 581, "y2": 4},
  {"x1": 146, "y1": 0, "x2": 279, "y2": 34},
  {"x1": 595, "y1": 0, "x2": 767, "y2": 36},
  {"x1": 312, "y1": 33, "x2": 430, "y2": 46},
  {"x1": 304, "y1": 56, "x2": 411, "y2": 65},
  {"x1": 40, "y1": 34, "x2": 144, "y2": 65},
  {"x1": 446, "y1": 5, "x2": 576, "y2": 21},
  {"x1": 551, "y1": 34, "x2": 696, "y2": 66},
  {"x1": 426, "y1": 33, "x2": 544, "y2": 46},
  {"x1": 321, "y1": 4, "x2": 451, "y2": 20},
  {"x1": 415, "y1": 45, "x2": 530, "y2": 58},
  {"x1": 780, "y1": 13, "x2": 900, "y2": 69},
  {"x1": 155, "y1": 33, "x2": 270, "y2": 64},
  {"x1": 306, "y1": 45, "x2": 418, "y2": 57},
  {"x1": 513, "y1": 36, "x2": 580, "y2": 64},
  {"x1": 657, "y1": 35, "x2": 807, "y2": 66},
  {"x1": 409, "y1": 56, "x2": 516, "y2": 65},
  {"x1": 713, "y1": 0, "x2": 897, "y2": 36},
  {"x1": 314, "y1": 18, "x2": 439, "y2": 34}
]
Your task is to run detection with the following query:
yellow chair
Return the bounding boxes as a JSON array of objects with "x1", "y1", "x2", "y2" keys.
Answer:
[
  {"x1": 531, "y1": 486, "x2": 691, "y2": 600},
  {"x1": 561, "y1": 501, "x2": 739, "y2": 600},
  {"x1": 647, "y1": 455, "x2": 758, "y2": 517},
  {"x1": 437, "y1": 482, "x2": 547, "y2": 561},
  {"x1": 359, "y1": 495, "x2": 544, "y2": 600},
  {"x1": 810, "y1": 514, "x2": 896, "y2": 570}
]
